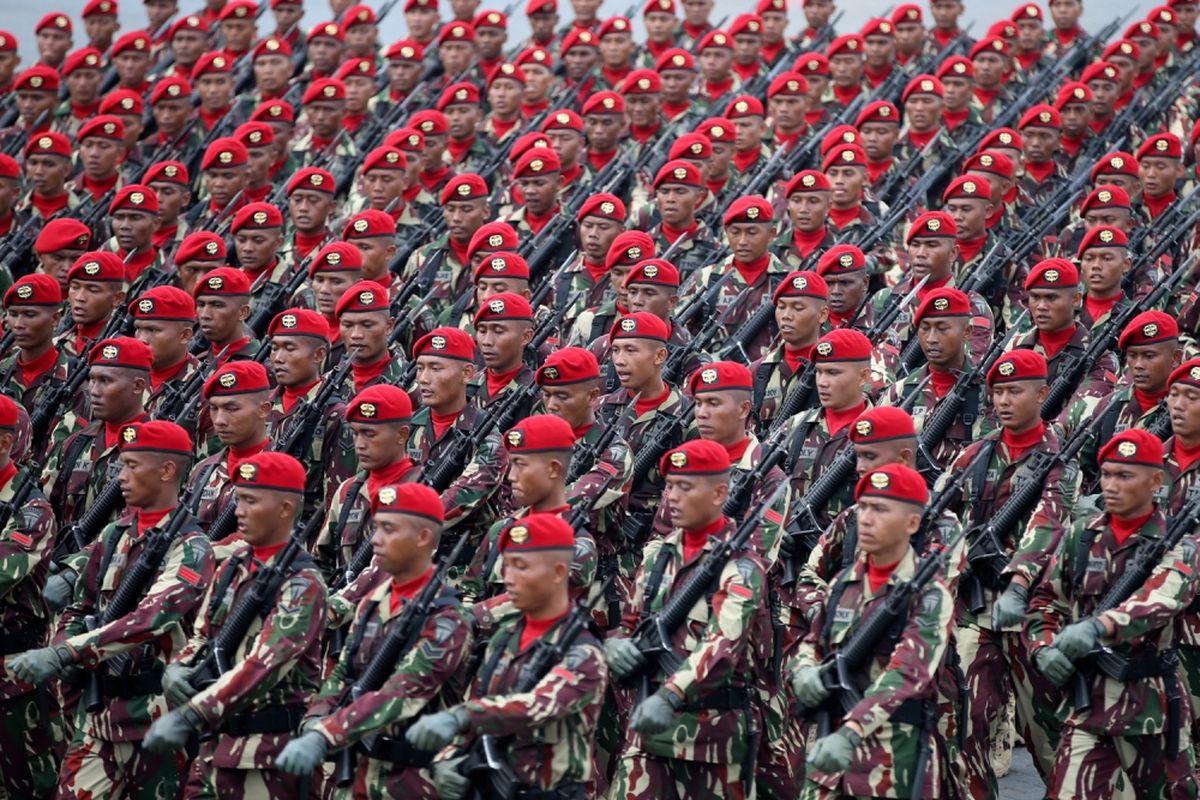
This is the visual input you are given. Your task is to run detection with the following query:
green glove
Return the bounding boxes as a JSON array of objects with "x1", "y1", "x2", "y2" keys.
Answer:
[
  {"x1": 433, "y1": 758, "x2": 471, "y2": 800},
  {"x1": 628, "y1": 688, "x2": 683, "y2": 735},
  {"x1": 43, "y1": 570, "x2": 76, "y2": 611},
  {"x1": 406, "y1": 708, "x2": 467, "y2": 751},
  {"x1": 1035, "y1": 645, "x2": 1076, "y2": 687},
  {"x1": 10, "y1": 644, "x2": 73, "y2": 685},
  {"x1": 603, "y1": 638, "x2": 646, "y2": 679},
  {"x1": 1053, "y1": 617, "x2": 1105, "y2": 660},
  {"x1": 275, "y1": 731, "x2": 329, "y2": 775},
  {"x1": 991, "y1": 583, "x2": 1029, "y2": 629},
  {"x1": 807, "y1": 727, "x2": 862, "y2": 774},
  {"x1": 143, "y1": 707, "x2": 201, "y2": 753},
  {"x1": 790, "y1": 665, "x2": 830, "y2": 708},
  {"x1": 778, "y1": 533, "x2": 798, "y2": 559},
  {"x1": 161, "y1": 662, "x2": 198, "y2": 709}
]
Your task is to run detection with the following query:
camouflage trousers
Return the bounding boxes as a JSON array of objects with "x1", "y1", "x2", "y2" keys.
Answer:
[
  {"x1": 328, "y1": 757, "x2": 436, "y2": 800},
  {"x1": 956, "y1": 624, "x2": 1063, "y2": 798},
  {"x1": 607, "y1": 752, "x2": 750, "y2": 800},
  {"x1": 1048, "y1": 726, "x2": 1197, "y2": 800},
  {"x1": 182, "y1": 737, "x2": 321, "y2": 800},
  {"x1": 55, "y1": 731, "x2": 189, "y2": 800},
  {"x1": 0, "y1": 688, "x2": 64, "y2": 799},
  {"x1": 755, "y1": 704, "x2": 806, "y2": 800}
]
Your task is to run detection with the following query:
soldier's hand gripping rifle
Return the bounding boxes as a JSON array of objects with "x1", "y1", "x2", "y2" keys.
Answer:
[
  {"x1": 82, "y1": 501, "x2": 196, "y2": 712},
  {"x1": 0, "y1": 456, "x2": 49, "y2": 534},
  {"x1": 723, "y1": 425, "x2": 788, "y2": 521}
]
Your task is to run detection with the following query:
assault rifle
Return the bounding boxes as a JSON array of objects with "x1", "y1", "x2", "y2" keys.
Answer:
[
  {"x1": 28, "y1": 344, "x2": 87, "y2": 457},
  {"x1": 0, "y1": 459, "x2": 47, "y2": 532}
]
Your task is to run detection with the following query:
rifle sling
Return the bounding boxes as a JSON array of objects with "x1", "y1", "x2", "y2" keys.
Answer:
[{"x1": 53, "y1": 426, "x2": 98, "y2": 512}]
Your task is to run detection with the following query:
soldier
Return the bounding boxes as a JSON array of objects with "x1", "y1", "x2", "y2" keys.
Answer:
[
  {"x1": 337, "y1": 282, "x2": 407, "y2": 396},
  {"x1": 405, "y1": 512, "x2": 608, "y2": 800},
  {"x1": 582, "y1": 90, "x2": 628, "y2": 175},
  {"x1": 942, "y1": 176, "x2": 1000, "y2": 307},
  {"x1": 1027, "y1": 428, "x2": 1199, "y2": 799},
  {"x1": 554, "y1": 194, "x2": 627, "y2": 319},
  {"x1": 285, "y1": 167, "x2": 339, "y2": 263},
  {"x1": 293, "y1": 79, "x2": 358, "y2": 172},
  {"x1": 20, "y1": 131, "x2": 83, "y2": 222},
  {"x1": 186, "y1": 360, "x2": 272, "y2": 541},
  {"x1": 278, "y1": 482, "x2": 473, "y2": 796},
  {"x1": 938, "y1": 57, "x2": 985, "y2": 143},
  {"x1": 1138, "y1": 133, "x2": 1186, "y2": 221},
  {"x1": 296, "y1": 243, "x2": 364, "y2": 362},
  {"x1": 73, "y1": 114, "x2": 126, "y2": 202},
  {"x1": 567, "y1": 230, "x2": 655, "y2": 349},
  {"x1": 341, "y1": 211, "x2": 399, "y2": 293},
  {"x1": 969, "y1": 37, "x2": 1013, "y2": 123},
  {"x1": 469, "y1": 292, "x2": 536, "y2": 409},
  {"x1": 643, "y1": 160, "x2": 718, "y2": 270},
  {"x1": 816, "y1": 245, "x2": 873, "y2": 333},
  {"x1": 505, "y1": 147, "x2": 566, "y2": 237},
  {"x1": 231, "y1": 203, "x2": 291, "y2": 302},
  {"x1": 142, "y1": 452, "x2": 327, "y2": 800},
  {"x1": 855, "y1": 101, "x2": 902, "y2": 195},
  {"x1": 130, "y1": 285, "x2": 199, "y2": 418},
  {"x1": 772, "y1": 170, "x2": 837, "y2": 269},
  {"x1": 193, "y1": 267, "x2": 260, "y2": 366},
  {"x1": 789, "y1": 463, "x2": 957, "y2": 800},
  {"x1": 232, "y1": 122, "x2": 278, "y2": 206},
  {"x1": 1016, "y1": 105, "x2": 1069, "y2": 206},
  {"x1": 0, "y1": 275, "x2": 75, "y2": 418},
  {"x1": 110, "y1": 185, "x2": 166, "y2": 286},
  {"x1": 357, "y1": 146, "x2": 426, "y2": 230},
  {"x1": 438, "y1": 82, "x2": 493, "y2": 172},
  {"x1": 11, "y1": 420, "x2": 215, "y2": 800},
  {"x1": 748, "y1": 270, "x2": 829, "y2": 432},
  {"x1": 143, "y1": 161, "x2": 194, "y2": 256},
  {"x1": 605, "y1": 438, "x2": 770, "y2": 800},
  {"x1": 726, "y1": 95, "x2": 771, "y2": 177},
  {"x1": 893, "y1": 4, "x2": 927, "y2": 65},
  {"x1": 190, "y1": 137, "x2": 251, "y2": 230},
  {"x1": 173, "y1": 231, "x2": 227, "y2": 298},
  {"x1": 60, "y1": 252, "x2": 126, "y2": 360},
  {"x1": 825, "y1": 34, "x2": 867, "y2": 110}
]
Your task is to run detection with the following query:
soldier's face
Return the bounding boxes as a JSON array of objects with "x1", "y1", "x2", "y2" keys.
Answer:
[
  {"x1": 990, "y1": 379, "x2": 1046, "y2": 432},
  {"x1": 270, "y1": 335, "x2": 325, "y2": 387},
  {"x1": 853, "y1": 440, "x2": 913, "y2": 476},
  {"x1": 683, "y1": 0, "x2": 714, "y2": 25},
  {"x1": 916, "y1": 317, "x2": 969, "y2": 371},
  {"x1": 904, "y1": 94, "x2": 942, "y2": 133},
  {"x1": 349, "y1": 238, "x2": 395, "y2": 280},
  {"x1": 289, "y1": 190, "x2": 335, "y2": 233},
  {"x1": 361, "y1": 167, "x2": 407, "y2": 209},
  {"x1": 312, "y1": 271, "x2": 361, "y2": 317},
  {"x1": 38, "y1": 251, "x2": 80, "y2": 291},
  {"x1": 971, "y1": 53, "x2": 1005, "y2": 87},
  {"x1": 344, "y1": 76, "x2": 374, "y2": 113},
  {"x1": 208, "y1": 393, "x2": 269, "y2": 446},
  {"x1": 171, "y1": 30, "x2": 210, "y2": 66},
  {"x1": 829, "y1": 54, "x2": 863, "y2": 87},
  {"x1": 507, "y1": 452, "x2": 563, "y2": 507},
  {"x1": 578, "y1": 216, "x2": 623, "y2": 263},
  {"x1": 88, "y1": 364, "x2": 144, "y2": 422},
  {"x1": 0, "y1": 53, "x2": 18, "y2": 86},
  {"x1": 66, "y1": 68, "x2": 102, "y2": 105},
  {"x1": 725, "y1": 222, "x2": 773, "y2": 263},
  {"x1": 443, "y1": 200, "x2": 489, "y2": 242},
  {"x1": 145, "y1": 0, "x2": 179, "y2": 29},
  {"x1": 522, "y1": 65, "x2": 554, "y2": 102},
  {"x1": 271, "y1": 2, "x2": 303, "y2": 29},
  {"x1": 732, "y1": 116, "x2": 765, "y2": 152},
  {"x1": 345, "y1": 25, "x2": 378, "y2": 56},
  {"x1": 405, "y1": 8, "x2": 439, "y2": 39},
  {"x1": 246, "y1": 146, "x2": 274, "y2": 186},
  {"x1": 133, "y1": 319, "x2": 193, "y2": 369},
  {"x1": 371, "y1": 514, "x2": 434, "y2": 577},
  {"x1": 23, "y1": 154, "x2": 70, "y2": 197},
  {"x1": 1086, "y1": 80, "x2": 1118, "y2": 115},
  {"x1": 664, "y1": 473, "x2": 727, "y2": 531},
  {"x1": 815, "y1": 361, "x2": 867, "y2": 410},
  {"x1": 610, "y1": 339, "x2": 666, "y2": 391},
  {"x1": 1015, "y1": 19, "x2": 1042, "y2": 49},
  {"x1": 584, "y1": 114, "x2": 624, "y2": 151},
  {"x1": 234, "y1": 486, "x2": 295, "y2": 546},
  {"x1": 787, "y1": 191, "x2": 830, "y2": 232},
  {"x1": 196, "y1": 295, "x2": 250, "y2": 343},
  {"x1": 4, "y1": 305, "x2": 59, "y2": 350},
  {"x1": 516, "y1": 173, "x2": 562, "y2": 215},
  {"x1": 84, "y1": 16, "x2": 119, "y2": 49},
  {"x1": 775, "y1": 296, "x2": 827, "y2": 348},
  {"x1": 118, "y1": 451, "x2": 173, "y2": 508},
  {"x1": 941, "y1": 76, "x2": 972, "y2": 110},
  {"x1": 855, "y1": 496, "x2": 920, "y2": 554},
  {"x1": 488, "y1": 78, "x2": 524, "y2": 117},
  {"x1": 659, "y1": 69, "x2": 693, "y2": 102},
  {"x1": 443, "y1": 103, "x2": 482, "y2": 140},
  {"x1": 451, "y1": 0, "x2": 481, "y2": 18},
  {"x1": 305, "y1": 101, "x2": 344, "y2": 139},
  {"x1": 803, "y1": 0, "x2": 832, "y2": 27},
  {"x1": 234, "y1": 228, "x2": 284, "y2": 270},
  {"x1": 197, "y1": 74, "x2": 234, "y2": 110},
  {"x1": 1099, "y1": 462, "x2": 1163, "y2": 518},
  {"x1": 645, "y1": 12, "x2": 676, "y2": 41},
  {"x1": 206, "y1": 167, "x2": 250, "y2": 208},
  {"x1": 152, "y1": 98, "x2": 191, "y2": 136},
  {"x1": 111, "y1": 210, "x2": 160, "y2": 252},
  {"x1": 826, "y1": 165, "x2": 865, "y2": 208},
  {"x1": 769, "y1": 95, "x2": 808, "y2": 132},
  {"x1": 599, "y1": 33, "x2": 634, "y2": 69},
  {"x1": 731, "y1": 34, "x2": 761, "y2": 65},
  {"x1": 626, "y1": 94, "x2": 661, "y2": 128},
  {"x1": 475, "y1": 320, "x2": 532, "y2": 371},
  {"x1": 1022, "y1": 127, "x2": 1060, "y2": 163},
  {"x1": 654, "y1": 185, "x2": 700, "y2": 227},
  {"x1": 823, "y1": 272, "x2": 868, "y2": 317},
  {"x1": 1169, "y1": 383, "x2": 1200, "y2": 441},
  {"x1": 416, "y1": 355, "x2": 474, "y2": 411},
  {"x1": 502, "y1": 550, "x2": 569, "y2": 613},
  {"x1": 1080, "y1": 247, "x2": 1130, "y2": 297},
  {"x1": 1048, "y1": 0, "x2": 1081, "y2": 29},
  {"x1": 895, "y1": 22, "x2": 924, "y2": 53},
  {"x1": 68, "y1": 279, "x2": 123, "y2": 327},
  {"x1": 115, "y1": 51, "x2": 151, "y2": 85},
  {"x1": 563, "y1": 46, "x2": 598, "y2": 80},
  {"x1": 944, "y1": 199, "x2": 990, "y2": 240},
  {"x1": 862, "y1": 35, "x2": 894, "y2": 69},
  {"x1": 625, "y1": 284, "x2": 677, "y2": 319},
  {"x1": 906, "y1": 238, "x2": 956, "y2": 281},
  {"x1": 699, "y1": 48, "x2": 733, "y2": 81},
  {"x1": 339, "y1": 311, "x2": 390, "y2": 363},
  {"x1": 541, "y1": 382, "x2": 598, "y2": 429},
  {"x1": 36, "y1": 29, "x2": 72, "y2": 65},
  {"x1": 1059, "y1": 102, "x2": 1090, "y2": 136},
  {"x1": 476, "y1": 27, "x2": 505, "y2": 60},
  {"x1": 857, "y1": 122, "x2": 899, "y2": 162},
  {"x1": 1125, "y1": 343, "x2": 1181, "y2": 394},
  {"x1": 1140, "y1": 157, "x2": 1184, "y2": 199},
  {"x1": 693, "y1": 391, "x2": 751, "y2": 444},
  {"x1": 1027, "y1": 287, "x2": 1078, "y2": 333},
  {"x1": 221, "y1": 19, "x2": 258, "y2": 53},
  {"x1": 254, "y1": 55, "x2": 293, "y2": 92},
  {"x1": 79, "y1": 137, "x2": 124, "y2": 179},
  {"x1": 438, "y1": 42, "x2": 475, "y2": 76},
  {"x1": 475, "y1": 277, "x2": 530, "y2": 306},
  {"x1": 387, "y1": 60, "x2": 424, "y2": 93},
  {"x1": 350, "y1": 421, "x2": 409, "y2": 470}
]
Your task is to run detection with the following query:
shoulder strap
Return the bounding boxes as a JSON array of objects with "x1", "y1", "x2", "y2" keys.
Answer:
[
  {"x1": 205, "y1": 553, "x2": 248, "y2": 627},
  {"x1": 821, "y1": 569, "x2": 852, "y2": 649},
  {"x1": 785, "y1": 416, "x2": 818, "y2": 474},
  {"x1": 479, "y1": 627, "x2": 516, "y2": 694},
  {"x1": 639, "y1": 547, "x2": 674, "y2": 624},
  {"x1": 342, "y1": 599, "x2": 382, "y2": 680},
  {"x1": 330, "y1": 474, "x2": 369, "y2": 566},
  {"x1": 752, "y1": 361, "x2": 776, "y2": 423},
  {"x1": 968, "y1": 440, "x2": 998, "y2": 524},
  {"x1": 53, "y1": 427, "x2": 99, "y2": 504},
  {"x1": 1072, "y1": 527, "x2": 1102, "y2": 589},
  {"x1": 1099, "y1": 395, "x2": 1126, "y2": 449},
  {"x1": 842, "y1": 513, "x2": 858, "y2": 571}
]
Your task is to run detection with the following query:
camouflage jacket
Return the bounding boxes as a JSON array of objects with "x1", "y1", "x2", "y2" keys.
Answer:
[
  {"x1": 316, "y1": 460, "x2": 421, "y2": 586},
  {"x1": 1165, "y1": 441, "x2": 1200, "y2": 648},
  {"x1": 44, "y1": 415, "x2": 146, "y2": 528},
  {"x1": 881, "y1": 364, "x2": 996, "y2": 473},
  {"x1": 398, "y1": 234, "x2": 474, "y2": 347},
  {"x1": 407, "y1": 405, "x2": 509, "y2": 535},
  {"x1": 936, "y1": 425, "x2": 1079, "y2": 629},
  {"x1": 174, "y1": 541, "x2": 326, "y2": 768},
  {"x1": 548, "y1": 252, "x2": 610, "y2": 323},
  {"x1": 144, "y1": 355, "x2": 202, "y2": 419},
  {"x1": 266, "y1": 383, "x2": 356, "y2": 519},
  {"x1": 185, "y1": 447, "x2": 251, "y2": 543},
  {"x1": 793, "y1": 547, "x2": 955, "y2": 798},
  {"x1": 644, "y1": 221, "x2": 722, "y2": 278},
  {"x1": 1063, "y1": 384, "x2": 1169, "y2": 494},
  {"x1": 597, "y1": 387, "x2": 687, "y2": 516},
  {"x1": 564, "y1": 420, "x2": 634, "y2": 570},
  {"x1": 308, "y1": 576, "x2": 472, "y2": 752},
  {"x1": 55, "y1": 509, "x2": 215, "y2": 741},
  {"x1": 0, "y1": 469, "x2": 56, "y2": 702},
  {"x1": 781, "y1": 406, "x2": 862, "y2": 528},
  {"x1": 467, "y1": 366, "x2": 536, "y2": 412},
  {"x1": 1010, "y1": 323, "x2": 1119, "y2": 416},
  {"x1": 615, "y1": 518, "x2": 772, "y2": 763},
  {"x1": 0, "y1": 347, "x2": 86, "y2": 457},
  {"x1": 1027, "y1": 509, "x2": 1199, "y2": 735},
  {"x1": 454, "y1": 612, "x2": 607, "y2": 790},
  {"x1": 290, "y1": 128, "x2": 359, "y2": 174},
  {"x1": 864, "y1": 275, "x2": 995, "y2": 360},
  {"x1": 679, "y1": 253, "x2": 792, "y2": 364},
  {"x1": 770, "y1": 225, "x2": 838, "y2": 271}
]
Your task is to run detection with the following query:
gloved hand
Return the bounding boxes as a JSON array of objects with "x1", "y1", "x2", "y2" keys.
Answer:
[
  {"x1": 628, "y1": 688, "x2": 682, "y2": 735},
  {"x1": 406, "y1": 708, "x2": 467, "y2": 751},
  {"x1": 603, "y1": 638, "x2": 646, "y2": 679},
  {"x1": 275, "y1": 731, "x2": 329, "y2": 775},
  {"x1": 806, "y1": 727, "x2": 862, "y2": 774},
  {"x1": 433, "y1": 758, "x2": 471, "y2": 800},
  {"x1": 43, "y1": 570, "x2": 77, "y2": 611},
  {"x1": 299, "y1": 716, "x2": 324, "y2": 734},
  {"x1": 790, "y1": 665, "x2": 830, "y2": 708},
  {"x1": 10, "y1": 644, "x2": 74, "y2": 684},
  {"x1": 143, "y1": 707, "x2": 201, "y2": 753},
  {"x1": 1053, "y1": 617, "x2": 1105, "y2": 660},
  {"x1": 1035, "y1": 645, "x2": 1076, "y2": 687},
  {"x1": 161, "y1": 662, "x2": 198, "y2": 708},
  {"x1": 991, "y1": 583, "x2": 1029, "y2": 629},
  {"x1": 778, "y1": 533, "x2": 798, "y2": 559}
]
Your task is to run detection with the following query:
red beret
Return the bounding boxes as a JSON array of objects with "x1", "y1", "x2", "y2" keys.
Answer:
[
  {"x1": 978, "y1": 127, "x2": 1022, "y2": 152},
  {"x1": 1055, "y1": 81, "x2": 1094, "y2": 109},
  {"x1": 515, "y1": 46, "x2": 554, "y2": 69},
  {"x1": 849, "y1": 406, "x2": 915, "y2": 443},
  {"x1": 437, "y1": 81, "x2": 480, "y2": 111},
  {"x1": 1077, "y1": 225, "x2": 1129, "y2": 256},
  {"x1": 988, "y1": 349, "x2": 1048, "y2": 386},
  {"x1": 827, "y1": 33, "x2": 864, "y2": 58},
  {"x1": 936, "y1": 55, "x2": 974, "y2": 80},
  {"x1": 901, "y1": 75, "x2": 943, "y2": 103},
  {"x1": 620, "y1": 69, "x2": 661, "y2": 94},
  {"x1": 474, "y1": 251, "x2": 530, "y2": 283},
  {"x1": 373, "y1": 483, "x2": 444, "y2": 521},
  {"x1": 269, "y1": 308, "x2": 330, "y2": 341},
  {"x1": 194, "y1": 267, "x2": 251, "y2": 298},
  {"x1": 726, "y1": 95, "x2": 765, "y2": 119},
  {"x1": 468, "y1": 223, "x2": 519, "y2": 259},
  {"x1": 795, "y1": 52, "x2": 830, "y2": 76},
  {"x1": 861, "y1": 17, "x2": 894, "y2": 38},
  {"x1": 343, "y1": 210, "x2": 396, "y2": 240},
  {"x1": 560, "y1": 28, "x2": 599, "y2": 53},
  {"x1": 504, "y1": 414, "x2": 576, "y2": 453},
  {"x1": 36, "y1": 12, "x2": 72, "y2": 32},
  {"x1": 0, "y1": 395, "x2": 18, "y2": 431},
  {"x1": 970, "y1": 36, "x2": 1010, "y2": 60},
  {"x1": 204, "y1": 360, "x2": 271, "y2": 398},
  {"x1": 1012, "y1": 3, "x2": 1042, "y2": 21},
  {"x1": 822, "y1": 142, "x2": 868, "y2": 171},
  {"x1": 964, "y1": 150, "x2": 1015, "y2": 179},
  {"x1": 487, "y1": 62, "x2": 527, "y2": 89},
  {"x1": 254, "y1": 36, "x2": 293, "y2": 60},
  {"x1": 414, "y1": 327, "x2": 476, "y2": 362},
  {"x1": 1091, "y1": 151, "x2": 1140, "y2": 180},
  {"x1": 474, "y1": 8, "x2": 508, "y2": 28},
  {"x1": 474, "y1": 292, "x2": 533, "y2": 325},
  {"x1": 25, "y1": 131, "x2": 71, "y2": 160},
  {"x1": 233, "y1": 452, "x2": 307, "y2": 493},
  {"x1": 101, "y1": 89, "x2": 144, "y2": 116},
  {"x1": 113, "y1": 31, "x2": 154, "y2": 59},
  {"x1": 817, "y1": 245, "x2": 867, "y2": 276},
  {"x1": 1137, "y1": 133, "x2": 1184, "y2": 161},
  {"x1": 1018, "y1": 104, "x2": 1061, "y2": 130},
  {"x1": 1168, "y1": 358, "x2": 1200, "y2": 390},
  {"x1": 657, "y1": 48, "x2": 696, "y2": 72},
  {"x1": 670, "y1": 133, "x2": 713, "y2": 161},
  {"x1": 441, "y1": 173, "x2": 490, "y2": 204},
  {"x1": 0, "y1": 32, "x2": 15, "y2": 54},
  {"x1": 1104, "y1": 37, "x2": 1141, "y2": 62},
  {"x1": 856, "y1": 100, "x2": 900, "y2": 128},
  {"x1": 177, "y1": 231, "x2": 227, "y2": 264},
  {"x1": 307, "y1": 19, "x2": 344, "y2": 41},
  {"x1": 0, "y1": 155, "x2": 16, "y2": 180},
  {"x1": 697, "y1": 118, "x2": 736, "y2": 144},
  {"x1": 814, "y1": 329, "x2": 871, "y2": 362},
  {"x1": 201, "y1": 138, "x2": 250, "y2": 170},
  {"x1": 89, "y1": 336, "x2": 152, "y2": 371},
  {"x1": 1125, "y1": 20, "x2": 1161, "y2": 39},
  {"x1": 231, "y1": 202, "x2": 284, "y2": 233},
  {"x1": 1119, "y1": 310, "x2": 1179, "y2": 349},
  {"x1": 728, "y1": 13, "x2": 765, "y2": 38},
  {"x1": 581, "y1": 91, "x2": 625, "y2": 116},
  {"x1": 192, "y1": 52, "x2": 234, "y2": 80},
  {"x1": 1024, "y1": 258, "x2": 1079, "y2": 290},
  {"x1": 234, "y1": 121, "x2": 276, "y2": 150},
  {"x1": 346, "y1": 384, "x2": 413, "y2": 424},
  {"x1": 131, "y1": 286, "x2": 196, "y2": 322},
  {"x1": 942, "y1": 175, "x2": 992, "y2": 203},
  {"x1": 335, "y1": 57, "x2": 377, "y2": 84},
  {"x1": 654, "y1": 159, "x2": 703, "y2": 189},
  {"x1": 287, "y1": 167, "x2": 335, "y2": 195},
  {"x1": 4, "y1": 274, "x2": 62, "y2": 307},
  {"x1": 513, "y1": 147, "x2": 562, "y2": 178},
  {"x1": 773, "y1": 271, "x2": 828, "y2": 304},
  {"x1": 1081, "y1": 61, "x2": 1120, "y2": 85},
  {"x1": 437, "y1": 21, "x2": 476, "y2": 44},
  {"x1": 914, "y1": 287, "x2": 970, "y2": 324},
  {"x1": 219, "y1": 0, "x2": 258, "y2": 21},
  {"x1": 335, "y1": 281, "x2": 389, "y2": 317},
  {"x1": 344, "y1": 4, "x2": 377, "y2": 26},
  {"x1": 15, "y1": 66, "x2": 59, "y2": 94},
  {"x1": 109, "y1": 184, "x2": 160, "y2": 215},
  {"x1": 757, "y1": 0, "x2": 786, "y2": 13},
  {"x1": 144, "y1": 160, "x2": 190, "y2": 186},
  {"x1": 855, "y1": 464, "x2": 928, "y2": 506},
  {"x1": 612, "y1": 311, "x2": 670, "y2": 342},
  {"x1": 785, "y1": 169, "x2": 832, "y2": 195},
  {"x1": 660, "y1": 438, "x2": 731, "y2": 476},
  {"x1": 67, "y1": 252, "x2": 125, "y2": 284},
  {"x1": 119, "y1": 420, "x2": 192, "y2": 456},
  {"x1": 34, "y1": 219, "x2": 91, "y2": 254},
  {"x1": 537, "y1": 347, "x2": 600, "y2": 385},
  {"x1": 1080, "y1": 185, "x2": 1132, "y2": 214},
  {"x1": 510, "y1": 132, "x2": 552, "y2": 163},
  {"x1": 542, "y1": 109, "x2": 584, "y2": 133},
  {"x1": 906, "y1": 211, "x2": 956, "y2": 242},
  {"x1": 697, "y1": 29, "x2": 733, "y2": 51},
  {"x1": 577, "y1": 193, "x2": 626, "y2": 223},
  {"x1": 385, "y1": 39, "x2": 425, "y2": 62},
  {"x1": 724, "y1": 196, "x2": 774, "y2": 225},
  {"x1": 311, "y1": 242, "x2": 364, "y2": 276},
  {"x1": 149, "y1": 76, "x2": 192, "y2": 107},
  {"x1": 250, "y1": 99, "x2": 295, "y2": 124},
  {"x1": 63, "y1": 48, "x2": 104, "y2": 77},
  {"x1": 303, "y1": 78, "x2": 347, "y2": 106},
  {"x1": 498, "y1": 513, "x2": 575, "y2": 552},
  {"x1": 688, "y1": 361, "x2": 753, "y2": 395},
  {"x1": 385, "y1": 127, "x2": 425, "y2": 152},
  {"x1": 625, "y1": 259, "x2": 680, "y2": 288},
  {"x1": 1098, "y1": 429, "x2": 1164, "y2": 468},
  {"x1": 647, "y1": 0, "x2": 677, "y2": 15}
]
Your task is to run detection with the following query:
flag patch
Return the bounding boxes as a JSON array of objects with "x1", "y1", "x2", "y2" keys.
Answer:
[
  {"x1": 729, "y1": 583, "x2": 753, "y2": 599},
  {"x1": 9, "y1": 531, "x2": 32, "y2": 548},
  {"x1": 179, "y1": 566, "x2": 202, "y2": 586}
]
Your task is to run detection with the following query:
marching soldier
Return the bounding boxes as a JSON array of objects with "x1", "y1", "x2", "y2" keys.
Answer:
[
  {"x1": 59, "y1": 252, "x2": 126, "y2": 360},
  {"x1": 192, "y1": 268, "x2": 261, "y2": 367},
  {"x1": 468, "y1": 292, "x2": 537, "y2": 410},
  {"x1": 567, "y1": 231, "x2": 655, "y2": 349},
  {"x1": 336, "y1": 282, "x2": 408, "y2": 395},
  {"x1": 748, "y1": 270, "x2": 829, "y2": 432}
]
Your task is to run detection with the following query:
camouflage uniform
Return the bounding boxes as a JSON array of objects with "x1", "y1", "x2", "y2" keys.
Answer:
[
  {"x1": 609, "y1": 518, "x2": 772, "y2": 800},
  {"x1": 1027, "y1": 509, "x2": 1200, "y2": 799},
  {"x1": 266, "y1": 384, "x2": 356, "y2": 521},
  {"x1": 881, "y1": 364, "x2": 996, "y2": 474},
  {"x1": 399, "y1": 236, "x2": 475, "y2": 347},
  {"x1": 185, "y1": 449, "x2": 250, "y2": 545},
  {"x1": 467, "y1": 366, "x2": 536, "y2": 411},
  {"x1": 54, "y1": 509, "x2": 215, "y2": 800},
  {"x1": 781, "y1": 407, "x2": 861, "y2": 526},
  {"x1": 0, "y1": 348, "x2": 86, "y2": 459},
  {"x1": 144, "y1": 355, "x2": 202, "y2": 418},
  {"x1": 1165, "y1": 442, "x2": 1200, "y2": 758},
  {"x1": 173, "y1": 541, "x2": 327, "y2": 799},
  {"x1": 44, "y1": 415, "x2": 147, "y2": 529},
  {"x1": 679, "y1": 253, "x2": 791, "y2": 363},
  {"x1": 1010, "y1": 323, "x2": 1120, "y2": 418},
  {"x1": 770, "y1": 226, "x2": 837, "y2": 271},
  {"x1": 1063, "y1": 384, "x2": 1169, "y2": 494},
  {"x1": 862, "y1": 275, "x2": 995, "y2": 363},
  {"x1": 0, "y1": 469, "x2": 62, "y2": 799}
]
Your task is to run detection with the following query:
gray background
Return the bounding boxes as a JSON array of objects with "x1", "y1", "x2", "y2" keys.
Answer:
[{"x1": 4, "y1": 0, "x2": 1151, "y2": 65}]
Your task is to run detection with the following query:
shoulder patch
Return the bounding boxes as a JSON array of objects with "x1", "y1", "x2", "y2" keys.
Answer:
[{"x1": 919, "y1": 587, "x2": 942, "y2": 616}]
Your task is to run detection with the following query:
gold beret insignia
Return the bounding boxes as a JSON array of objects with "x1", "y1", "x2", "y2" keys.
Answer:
[
  {"x1": 1044, "y1": 268, "x2": 1060, "y2": 282},
  {"x1": 239, "y1": 463, "x2": 258, "y2": 480},
  {"x1": 620, "y1": 318, "x2": 637, "y2": 332},
  {"x1": 353, "y1": 219, "x2": 369, "y2": 233},
  {"x1": 670, "y1": 451, "x2": 688, "y2": 467},
  {"x1": 998, "y1": 361, "x2": 1015, "y2": 376},
  {"x1": 122, "y1": 426, "x2": 138, "y2": 443},
  {"x1": 378, "y1": 486, "x2": 397, "y2": 505},
  {"x1": 1118, "y1": 441, "x2": 1137, "y2": 457},
  {"x1": 359, "y1": 402, "x2": 377, "y2": 417},
  {"x1": 816, "y1": 341, "x2": 833, "y2": 356},
  {"x1": 855, "y1": 420, "x2": 872, "y2": 436},
  {"x1": 870, "y1": 472, "x2": 889, "y2": 488},
  {"x1": 138, "y1": 299, "x2": 154, "y2": 312},
  {"x1": 509, "y1": 525, "x2": 529, "y2": 543},
  {"x1": 102, "y1": 344, "x2": 119, "y2": 360},
  {"x1": 1143, "y1": 323, "x2": 1159, "y2": 337}
]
